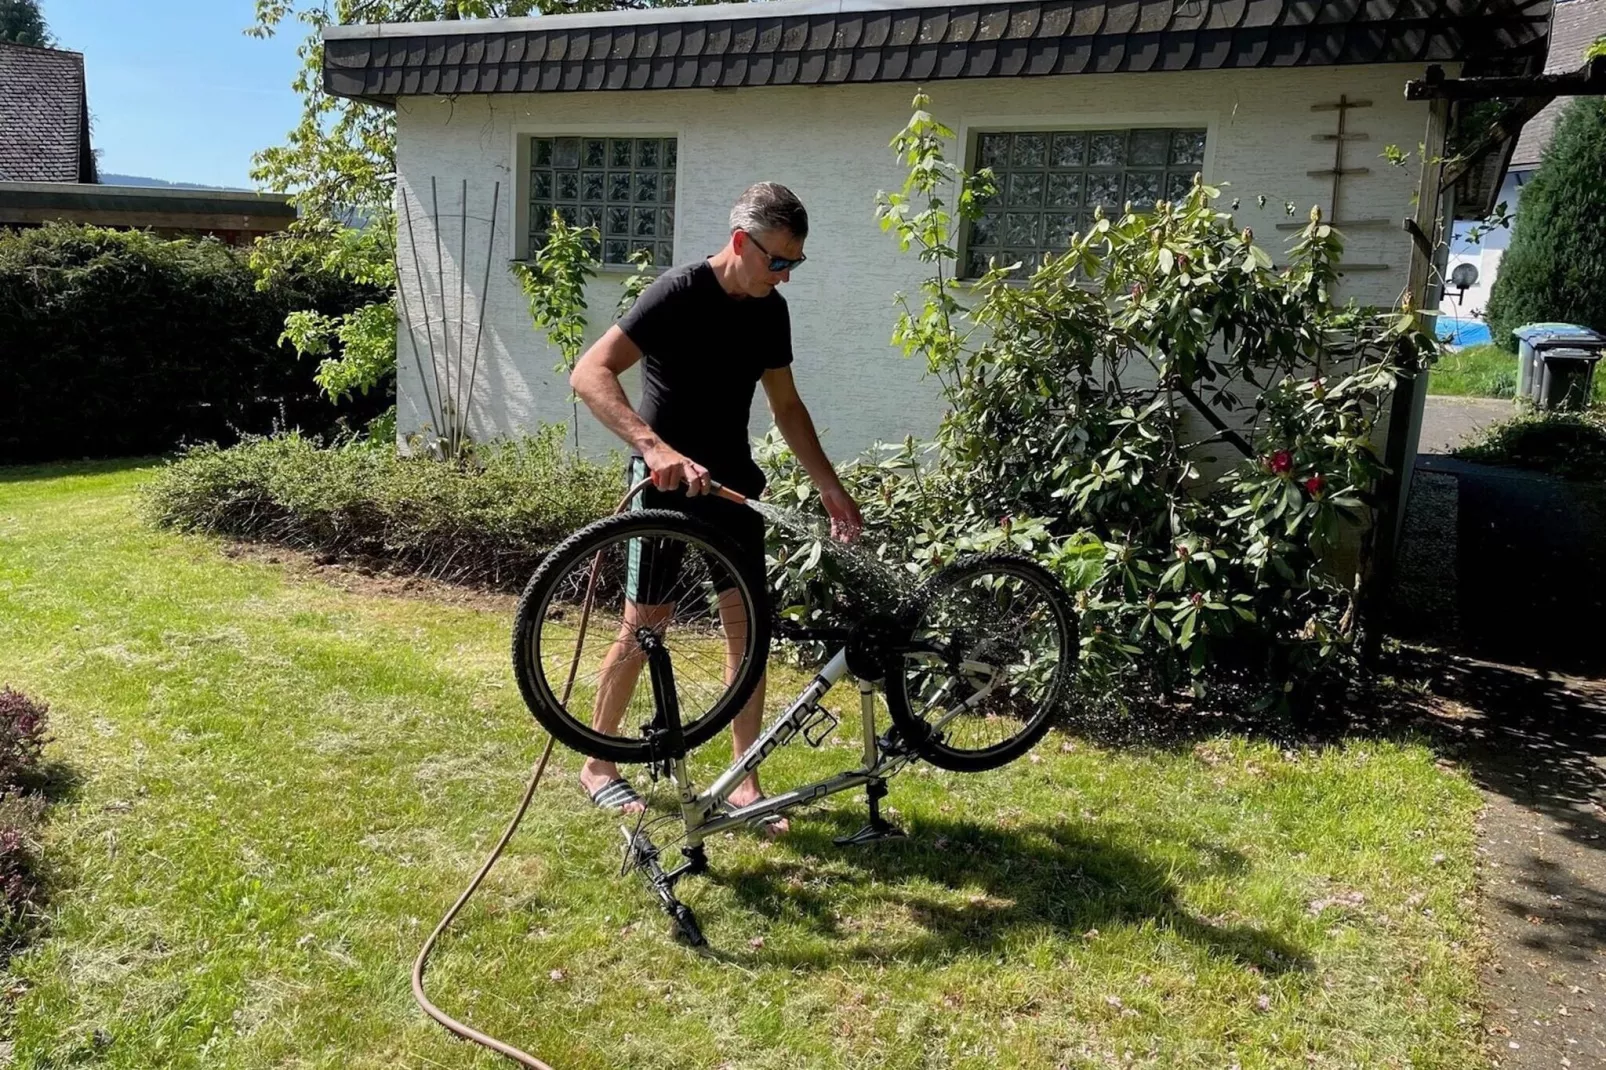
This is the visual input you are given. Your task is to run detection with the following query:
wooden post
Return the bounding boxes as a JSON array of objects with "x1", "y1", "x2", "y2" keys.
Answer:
[{"x1": 1364, "y1": 95, "x2": 1451, "y2": 658}]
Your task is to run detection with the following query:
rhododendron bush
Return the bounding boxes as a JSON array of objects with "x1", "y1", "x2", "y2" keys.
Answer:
[{"x1": 760, "y1": 94, "x2": 1438, "y2": 709}]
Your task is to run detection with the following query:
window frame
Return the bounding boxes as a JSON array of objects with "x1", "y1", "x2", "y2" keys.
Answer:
[
  {"x1": 955, "y1": 112, "x2": 1217, "y2": 280},
  {"x1": 510, "y1": 122, "x2": 683, "y2": 272}
]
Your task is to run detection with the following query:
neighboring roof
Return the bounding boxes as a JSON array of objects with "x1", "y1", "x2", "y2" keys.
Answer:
[
  {"x1": 323, "y1": 0, "x2": 1557, "y2": 105},
  {"x1": 0, "y1": 181, "x2": 296, "y2": 230},
  {"x1": 0, "y1": 42, "x2": 94, "y2": 183},
  {"x1": 1510, "y1": 0, "x2": 1605, "y2": 167}
]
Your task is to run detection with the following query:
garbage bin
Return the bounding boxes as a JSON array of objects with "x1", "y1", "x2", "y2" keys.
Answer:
[
  {"x1": 1537, "y1": 347, "x2": 1603, "y2": 410},
  {"x1": 1511, "y1": 323, "x2": 1606, "y2": 408}
]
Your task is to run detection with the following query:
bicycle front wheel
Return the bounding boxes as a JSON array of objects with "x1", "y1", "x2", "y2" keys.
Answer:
[
  {"x1": 886, "y1": 553, "x2": 1077, "y2": 772},
  {"x1": 511, "y1": 510, "x2": 770, "y2": 764}
]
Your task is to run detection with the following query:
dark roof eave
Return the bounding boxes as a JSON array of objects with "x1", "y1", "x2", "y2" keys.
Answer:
[
  {"x1": 320, "y1": 0, "x2": 1557, "y2": 104},
  {"x1": 0, "y1": 184, "x2": 298, "y2": 219}
]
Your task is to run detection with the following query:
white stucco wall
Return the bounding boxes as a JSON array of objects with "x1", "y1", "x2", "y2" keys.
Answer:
[
  {"x1": 392, "y1": 64, "x2": 1434, "y2": 464},
  {"x1": 1439, "y1": 169, "x2": 1527, "y2": 331}
]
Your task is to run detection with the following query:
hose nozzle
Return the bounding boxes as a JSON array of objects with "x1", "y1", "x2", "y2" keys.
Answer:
[{"x1": 705, "y1": 480, "x2": 748, "y2": 505}]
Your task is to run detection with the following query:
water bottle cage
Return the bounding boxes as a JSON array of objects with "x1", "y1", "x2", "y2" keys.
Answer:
[{"x1": 799, "y1": 703, "x2": 839, "y2": 747}]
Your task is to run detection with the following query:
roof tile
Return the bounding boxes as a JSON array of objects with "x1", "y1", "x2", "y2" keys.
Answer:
[{"x1": 997, "y1": 38, "x2": 1029, "y2": 73}]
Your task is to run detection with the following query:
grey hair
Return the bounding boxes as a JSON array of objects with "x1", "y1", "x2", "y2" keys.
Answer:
[{"x1": 729, "y1": 182, "x2": 809, "y2": 240}]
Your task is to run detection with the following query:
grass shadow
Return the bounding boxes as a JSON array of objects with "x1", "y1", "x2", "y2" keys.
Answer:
[{"x1": 705, "y1": 809, "x2": 1309, "y2": 974}]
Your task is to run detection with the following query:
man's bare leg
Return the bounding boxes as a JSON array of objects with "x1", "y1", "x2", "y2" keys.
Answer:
[
  {"x1": 578, "y1": 600, "x2": 669, "y2": 813},
  {"x1": 719, "y1": 588, "x2": 787, "y2": 835}
]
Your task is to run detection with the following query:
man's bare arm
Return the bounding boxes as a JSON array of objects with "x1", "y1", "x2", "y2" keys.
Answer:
[
  {"x1": 762, "y1": 366, "x2": 863, "y2": 539},
  {"x1": 570, "y1": 326, "x2": 710, "y2": 494}
]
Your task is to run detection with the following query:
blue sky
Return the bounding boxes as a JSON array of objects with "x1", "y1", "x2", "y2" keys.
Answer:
[{"x1": 45, "y1": 1, "x2": 307, "y2": 188}]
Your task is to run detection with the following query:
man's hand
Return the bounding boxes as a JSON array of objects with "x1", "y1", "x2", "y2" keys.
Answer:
[
  {"x1": 644, "y1": 443, "x2": 711, "y2": 496},
  {"x1": 820, "y1": 485, "x2": 863, "y2": 543}
]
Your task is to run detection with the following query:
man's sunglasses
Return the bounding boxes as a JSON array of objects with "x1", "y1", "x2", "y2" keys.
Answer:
[{"x1": 744, "y1": 231, "x2": 806, "y2": 273}]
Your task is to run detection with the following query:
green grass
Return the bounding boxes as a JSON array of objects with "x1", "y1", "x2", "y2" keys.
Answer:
[
  {"x1": 1428, "y1": 343, "x2": 1519, "y2": 398},
  {"x1": 1430, "y1": 342, "x2": 1606, "y2": 404},
  {"x1": 0, "y1": 462, "x2": 1487, "y2": 1069}
]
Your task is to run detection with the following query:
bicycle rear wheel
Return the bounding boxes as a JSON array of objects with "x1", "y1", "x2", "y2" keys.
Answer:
[
  {"x1": 886, "y1": 553, "x2": 1076, "y2": 772},
  {"x1": 511, "y1": 510, "x2": 770, "y2": 764}
]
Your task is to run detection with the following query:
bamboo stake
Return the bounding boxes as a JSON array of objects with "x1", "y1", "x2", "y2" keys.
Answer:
[
  {"x1": 455, "y1": 178, "x2": 469, "y2": 457},
  {"x1": 392, "y1": 214, "x2": 443, "y2": 444},
  {"x1": 430, "y1": 177, "x2": 455, "y2": 455},
  {"x1": 461, "y1": 180, "x2": 501, "y2": 450},
  {"x1": 401, "y1": 182, "x2": 448, "y2": 456}
]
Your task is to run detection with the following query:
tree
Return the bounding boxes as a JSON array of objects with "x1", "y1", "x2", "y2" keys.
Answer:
[
  {"x1": 1485, "y1": 97, "x2": 1606, "y2": 350},
  {"x1": 248, "y1": 0, "x2": 709, "y2": 439},
  {"x1": 0, "y1": 0, "x2": 51, "y2": 46}
]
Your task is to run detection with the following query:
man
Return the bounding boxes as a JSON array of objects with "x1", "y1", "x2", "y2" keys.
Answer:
[{"x1": 568, "y1": 182, "x2": 863, "y2": 833}]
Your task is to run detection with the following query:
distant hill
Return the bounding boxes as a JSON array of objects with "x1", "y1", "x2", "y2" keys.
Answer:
[{"x1": 100, "y1": 173, "x2": 251, "y2": 192}]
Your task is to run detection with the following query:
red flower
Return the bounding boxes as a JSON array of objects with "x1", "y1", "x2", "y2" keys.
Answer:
[
  {"x1": 1267, "y1": 450, "x2": 1293, "y2": 475},
  {"x1": 1130, "y1": 282, "x2": 1144, "y2": 299},
  {"x1": 1304, "y1": 474, "x2": 1325, "y2": 497}
]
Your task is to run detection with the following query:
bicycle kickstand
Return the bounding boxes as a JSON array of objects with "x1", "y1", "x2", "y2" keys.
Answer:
[{"x1": 834, "y1": 777, "x2": 906, "y2": 846}]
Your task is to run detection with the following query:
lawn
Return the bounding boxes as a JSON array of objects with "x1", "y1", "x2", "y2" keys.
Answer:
[
  {"x1": 1428, "y1": 344, "x2": 1519, "y2": 399},
  {"x1": 1430, "y1": 342, "x2": 1606, "y2": 404},
  {"x1": 0, "y1": 461, "x2": 1486, "y2": 1069}
]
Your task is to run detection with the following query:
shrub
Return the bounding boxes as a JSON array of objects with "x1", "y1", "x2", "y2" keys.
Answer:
[
  {"x1": 0, "y1": 223, "x2": 390, "y2": 463},
  {"x1": 141, "y1": 427, "x2": 620, "y2": 589},
  {"x1": 1455, "y1": 408, "x2": 1606, "y2": 482},
  {"x1": 0, "y1": 687, "x2": 50, "y2": 946},
  {"x1": 1485, "y1": 98, "x2": 1606, "y2": 351},
  {"x1": 761, "y1": 94, "x2": 1437, "y2": 709},
  {"x1": 0, "y1": 688, "x2": 48, "y2": 796}
]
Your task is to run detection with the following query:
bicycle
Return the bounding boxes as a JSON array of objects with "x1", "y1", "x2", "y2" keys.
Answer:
[{"x1": 509, "y1": 480, "x2": 1078, "y2": 947}]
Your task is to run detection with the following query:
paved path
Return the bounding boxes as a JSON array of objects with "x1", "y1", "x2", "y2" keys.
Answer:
[
  {"x1": 1418, "y1": 395, "x2": 1517, "y2": 455},
  {"x1": 1394, "y1": 456, "x2": 1606, "y2": 1067}
]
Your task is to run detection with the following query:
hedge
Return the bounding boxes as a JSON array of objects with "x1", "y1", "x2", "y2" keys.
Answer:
[
  {"x1": 0, "y1": 223, "x2": 389, "y2": 463},
  {"x1": 141, "y1": 429, "x2": 621, "y2": 590}
]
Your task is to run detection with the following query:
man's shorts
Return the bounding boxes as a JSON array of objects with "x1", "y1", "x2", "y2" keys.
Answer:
[{"x1": 625, "y1": 458, "x2": 767, "y2": 606}]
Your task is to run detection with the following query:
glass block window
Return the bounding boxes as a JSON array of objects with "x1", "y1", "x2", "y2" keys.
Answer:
[
  {"x1": 964, "y1": 127, "x2": 1207, "y2": 277},
  {"x1": 528, "y1": 136, "x2": 678, "y2": 267}
]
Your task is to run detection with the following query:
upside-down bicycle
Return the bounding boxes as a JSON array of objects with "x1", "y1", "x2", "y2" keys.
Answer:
[{"x1": 508, "y1": 480, "x2": 1079, "y2": 946}]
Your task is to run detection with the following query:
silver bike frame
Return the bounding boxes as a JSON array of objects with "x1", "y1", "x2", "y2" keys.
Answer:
[{"x1": 668, "y1": 649, "x2": 914, "y2": 846}]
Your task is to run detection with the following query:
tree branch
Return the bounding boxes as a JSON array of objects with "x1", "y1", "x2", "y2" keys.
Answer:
[{"x1": 1174, "y1": 380, "x2": 1255, "y2": 458}]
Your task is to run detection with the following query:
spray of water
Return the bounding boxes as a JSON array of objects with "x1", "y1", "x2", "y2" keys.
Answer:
[{"x1": 746, "y1": 498, "x2": 921, "y2": 609}]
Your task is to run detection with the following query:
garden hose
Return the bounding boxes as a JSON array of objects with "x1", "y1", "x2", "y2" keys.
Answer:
[{"x1": 410, "y1": 474, "x2": 746, "y2": 1067}]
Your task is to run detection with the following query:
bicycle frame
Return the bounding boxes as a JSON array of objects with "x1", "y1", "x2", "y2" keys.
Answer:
[
  {"x1": 673, "y1": 646, "x2": 902, "y2": 842},
  {"x1": 650, "y1": 621, "x2": 1006, "y2": 846}
]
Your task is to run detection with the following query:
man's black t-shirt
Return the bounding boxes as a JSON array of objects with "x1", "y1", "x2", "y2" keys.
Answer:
[{"x1": 617, "y1": 259, "x2": 793, "y2": 497}]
